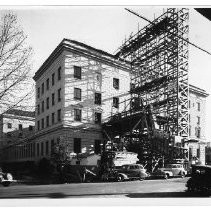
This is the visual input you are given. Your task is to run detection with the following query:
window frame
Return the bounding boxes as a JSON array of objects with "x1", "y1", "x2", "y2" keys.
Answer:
[
  {"x1": 113, "y1": 97, "x2": 119, "y2": 108},
  {"x1": 113, "y1": 78, "x2": 119, "y2": 90},
  {"x1": 74, "y1": 66, "x2": 82, "y2": 79},
  {"x1": 46, "y1": 78, "x2": 49, "y2": 90},
  {"x1": 74, "y1": 88, "x2": 82, "y2": 100},
  {"x1": 58, "y1": 67, "x2": 61, "y2": 81},
  {"x1": 94, "y1": 92, "x2": 101, "y2": 105},
  {"x1": 94, "y1": 112, "x2": 102, "y2": 124},
  {"x1": 74, "y1": 108, "x2": 82, "y2": 121}
]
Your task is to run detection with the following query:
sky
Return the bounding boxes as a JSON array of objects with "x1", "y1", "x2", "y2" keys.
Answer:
[{"x1": 1, "y1": 5, "x2": 211, "y2": 141}]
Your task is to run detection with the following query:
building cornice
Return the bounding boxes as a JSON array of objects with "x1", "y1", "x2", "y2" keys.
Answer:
[
  {"x1": 33, "y1": 39, "x2": 130, "y2": 81},
  {"x1": 189, "y1": 84, "x2": 209, "y2": 98}
]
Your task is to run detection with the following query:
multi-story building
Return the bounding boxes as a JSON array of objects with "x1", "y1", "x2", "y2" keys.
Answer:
[
  {"x1": 32, "y1": 39, "x2": 130, "y2": 162},
  {"x1": 185, "y1": 84, "x2": 209, "y2": 165}
]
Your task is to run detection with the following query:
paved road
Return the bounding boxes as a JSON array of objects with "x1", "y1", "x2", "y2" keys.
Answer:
[{"x1": 0, "y1": 177, "x2": 209, "y2": 199}]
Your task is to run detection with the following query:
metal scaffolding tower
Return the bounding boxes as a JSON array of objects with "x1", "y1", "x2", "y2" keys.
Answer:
[
  {"x1": 103, "y1": 8, "x2": 189, "y2": 166},
  {"x1": 116, "y1": 8, "x2": 189, "y2": 139}
]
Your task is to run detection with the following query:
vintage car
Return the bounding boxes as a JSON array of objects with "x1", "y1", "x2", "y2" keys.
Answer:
[
  {"x1": 150, "y1": 168, "x2": 173, "y2": 179},
  {"x1": 101, "y1": 164, "x2": 148, "y2": 182},
  {"x1": 0, "y1": 167, "x2": 14, "y2": 187},
  {"x1": 159, "y1": 164, "x2": 187, "y2": 177},
  {"x1": 186, "y1": 165, "x2": 211, "y2": 194},
  {"x1": 116, "y1": 164, "x2": 148, "y2": 181}
]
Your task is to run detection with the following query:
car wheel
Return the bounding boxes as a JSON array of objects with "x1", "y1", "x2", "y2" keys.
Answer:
[
  {"x1": 181, "y1": 172, "x2": 185, "y2": 178},
  {"x1": 117, "y1": 175, "x2": 124, "y2": 182},
  {"x1": 164, "y1": 174, "x2": 169, "y2": 179},
  {"x1": 2, "y1": 181, "x2": 10, "y2": 187}
]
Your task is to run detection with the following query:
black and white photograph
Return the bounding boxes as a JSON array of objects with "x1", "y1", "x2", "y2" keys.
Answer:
[{"x1": 1, "y1": 0, "x2": 211, "y2": 206}]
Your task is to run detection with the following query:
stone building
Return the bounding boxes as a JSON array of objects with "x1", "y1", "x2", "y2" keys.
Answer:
[
  {"x1": 185, "y1": 84, "x2": 209, "y2": 165},
  {"x1": 32, "y1": 39, "x2": 130, "y2": 162}
]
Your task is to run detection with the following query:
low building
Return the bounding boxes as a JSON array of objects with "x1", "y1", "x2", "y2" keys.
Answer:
[{"x1": 0, "y1": 109, "x2": 35, "y2": 147}]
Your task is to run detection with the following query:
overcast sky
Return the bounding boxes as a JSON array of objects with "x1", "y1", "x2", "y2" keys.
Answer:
[{"x1": 1, "y1": 6, "x2": 211, "y2": 141}]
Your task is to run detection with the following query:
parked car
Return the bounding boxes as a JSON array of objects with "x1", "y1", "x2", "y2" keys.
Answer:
[
  {"x1": 0, "y1": 167, "x2": 14, "y2": 187},
  {"x1": 186, "y1": 165, "x2": 211, "y2": 194},
  {"x1": 150, "y1": 168, "x2": 173, "y2": 179},
  {"x1": 116, "y1": 164, "x2": 148, "y2": 181},
  {"x1": 159, "y1": 164, "x2": 187, "y2": 177}
]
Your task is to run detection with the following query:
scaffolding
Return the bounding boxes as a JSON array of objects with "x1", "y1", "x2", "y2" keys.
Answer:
[{"x1": 103, "y1": 8, "x2": 189, "y2": 166}]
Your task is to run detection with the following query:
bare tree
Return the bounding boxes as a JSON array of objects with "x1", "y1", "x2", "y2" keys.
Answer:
[{"x1": 0, "y1": 12, "x2": 33, "y2": 114}]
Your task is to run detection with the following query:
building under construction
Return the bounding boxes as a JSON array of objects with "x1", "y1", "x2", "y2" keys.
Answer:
[{"x1": 102, "y1": 8, "x2": 189, "y2": 168}]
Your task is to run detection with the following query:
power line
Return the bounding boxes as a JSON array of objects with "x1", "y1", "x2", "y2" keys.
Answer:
[{"x1": 123, "y1": 8, "x2": 211, "y2": 56}]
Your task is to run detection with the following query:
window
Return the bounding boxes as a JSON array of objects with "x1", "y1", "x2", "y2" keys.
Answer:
[
  {"x1": 51, "y1": 139, "x2": 54, "y2": 150},
  {"x1": 37, "y1": 143, "x2": 40, "y2": 157},
  {"x1": 52, "y1": 93, "x2": 55, "y2": 106},
  {"x1": 46, "y1": 141, "x2": 49, "y2": 155},
  {"x1": 58, "y1": 67, "x2": 61, "y2": 81},
  {"x1": 113, "y1": 78, "x2": 119, "y2": 89},
  {"x1": 41, "y1": 118, "x2": 44, "y2": 129},
  {"x1": 197, "y1": 102, "x2": 201, "y2": 111},
  {"x1": 189, "y1": 125, "x2": 191, "y2": 136},
  {"x1": 41, "y1": 82, "x2": 44, "y2": 94},
  {"x1": 7, "y1": 132, "x2": 11, "y2": 137},
  {"x1": 94, "y1": 112, "x2": 102, "y2": 124},
  {"x1": 7, "y1": 123, "x2": 12, "y2": 129},
  {"x1": 74, "y1": 66, "x2": 81, "y2": 79},
  {"x1": 42, "y1": 101, "x2": 44, "y2": 112},
  {"x1": 57, "y1": 109, "x2": 61, "y2": 122},
  {"x1": 197, "y1": 116, "x2": 200, "y2": 125},
  {"x1": 74, "y1": 138, "x2": 81, "y2": 153},
  {"x1": 95, "y1": 93, "x2": 101, "y2": 105},
  {"x1": 29, "y1": 125, "x2": 33, "y2": 131},
  {"x1": 46, "y1": 78, "x2": 49, "y2": 90},
  {"x1": 37, "y1": 87, "x2": 40, "y2": 99},
  {"x1": 94, "y1": 140, "x2": 101, "y2": 154},
  {"x1": 189, "y1": 114, "x2": 190, "y2": 123},
  {"x1": 19, "y1": 124, "x2": 22, "y2": 130},
  {"x1": 196, "y1": 127, "x2": 201, "y2": 138},
  {"x1": 52, "y1": 113, "x2": 55, "y2": 124},
  {"x1": 58, "y1": 88, "x2": 61, "y2": 102},
  {"x1": 52, "y1": 73, "x2": 55, "y2": 86},
  {"x1": 113, "y1": 97, "x2": 119, "y2": 108},
  {"x1": 41, "y1": 142, "x2": 44, "y2": 156},
  {"x1": 37, "y1": 104, "x2": 40, "y2": 115},
  {"x1": 46, "y1": 115, "x2": 49, "y2": 127},
  {"x1": 197, "y1": 148, "x2": 200, "y2": 158},
  {"x1": 46, "y1": 97, "x2": 49, "y2": 109},
  {"x1": 189, "y1": 100, "x2": 191, "y2": 108},
  {"x1": 74, "y1": 109, "x2": 81, "y2": 121},
  {"x1": 37, "y1": 121, "x2": 40, "y2": 131},
  {"x1": 74, "y1": 88, "x2": 81, "y2": 100}
]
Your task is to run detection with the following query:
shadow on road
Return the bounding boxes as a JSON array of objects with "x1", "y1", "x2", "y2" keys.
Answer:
[
  {"x1": 126, "y1": 191, "x2": 210, "y2": 198},
  {"x1": 0, "y1": 191, "x2": 210, "y2": 199}
]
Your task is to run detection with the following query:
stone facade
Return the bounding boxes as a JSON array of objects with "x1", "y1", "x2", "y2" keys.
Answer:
[{"x1": 184, "y1": 84, "x2": 209, "y2": 165}]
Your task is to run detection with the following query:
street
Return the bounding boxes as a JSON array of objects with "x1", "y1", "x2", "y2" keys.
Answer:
[{"x1": 0, "y1": 177, "x2": 208, "y2": 199}]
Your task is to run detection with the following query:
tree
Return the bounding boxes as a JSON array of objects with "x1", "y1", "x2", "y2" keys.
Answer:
[{"x1": 0, "y1": 12, "x2": 33, "y2": 114}]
